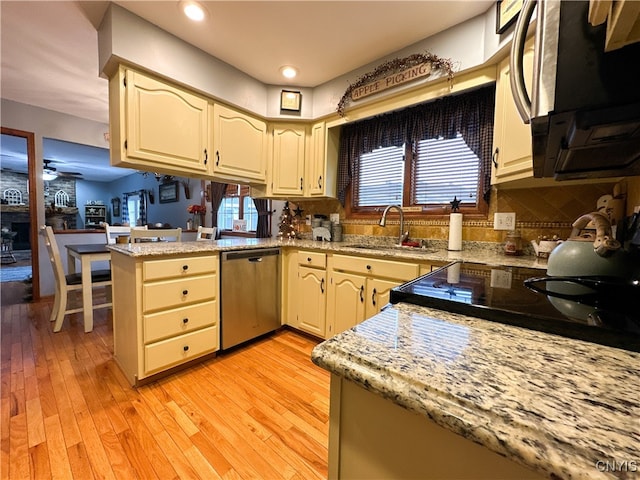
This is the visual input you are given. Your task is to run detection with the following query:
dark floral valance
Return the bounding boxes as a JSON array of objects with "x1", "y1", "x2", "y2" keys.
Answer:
[{"x1": 337, "y1": 84, "x2": 496, "y2": 206}]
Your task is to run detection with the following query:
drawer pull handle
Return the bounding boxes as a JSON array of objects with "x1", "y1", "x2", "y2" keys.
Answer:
[
  {"x1": 182, "y1": 290, "x2": 188, "y2": 295},
  {"x1": 182, "y1": 318, "x2": 189, "y2": 324},
  {"x1": 182, "y1": 265, "x2": 189, "y2": 270},
  {"x1": 320, "y1": 278, "x2": 325, "y2": 294},
  {"x1": 366, "y1": 265, "x2": 371, "y2": 270},
  {"x1": 360, "y1": 285, "x2": 364, "y2": 303},
  {"x1": 372, "y1": 288, "x2": 377, "y2": 306},
  {"x1": 183, "y1": 345, "x2": 189, "y2": 352}
]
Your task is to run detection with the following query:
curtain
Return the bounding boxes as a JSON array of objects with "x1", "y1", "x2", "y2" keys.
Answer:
[
  {"x1": 210, "y1": 182, "x2": 227, "y2": 234},
  {"x1": 122, "y1": 193, "x2": 129, "y2": 225},
  {"x1": 337, "y1": 84, "x2": 496, "y2": 205},
  {"x1": 138, "y1": 189, "x2": 147, "y2": 226},
  {"x1": 253, "y1": 198, "x2": 271, "y2": 238}
]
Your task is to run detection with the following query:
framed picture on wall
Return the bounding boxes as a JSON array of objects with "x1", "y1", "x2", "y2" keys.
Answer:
[{"x1": 159, "y1": 181, "x2": 179, "y2": 203}]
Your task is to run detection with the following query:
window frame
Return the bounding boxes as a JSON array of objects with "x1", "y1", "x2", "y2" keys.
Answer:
[
  {"x1": 346, "y1": 140, "x2": 488, "y2": 220},
  {"x1": 217, "y1": 184, "x2": 270, "y2": 238}
]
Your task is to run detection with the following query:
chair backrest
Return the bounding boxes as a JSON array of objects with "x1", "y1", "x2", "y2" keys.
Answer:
[
  {"x1": 196, "y1": 226, "x2": 216, "y2": 241},
  {"x1": 130, "y1": 227, "x2": 182, "y2": 243},
  {"x1": 40, "y1": 225, "x2": 67, "y2": 287},
  {"x1": 102, "y1": 222, "x2": 133, "y2": 244}
]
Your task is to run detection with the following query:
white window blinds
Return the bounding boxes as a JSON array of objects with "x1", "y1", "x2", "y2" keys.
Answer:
[{"x1": 355, "y1": 145, "x2": 404, "y2": 207}]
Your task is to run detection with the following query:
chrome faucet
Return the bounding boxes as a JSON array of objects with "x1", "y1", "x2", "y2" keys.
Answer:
[{"x1": 379, "y1": 205, "x2": 408, "y2": 246}]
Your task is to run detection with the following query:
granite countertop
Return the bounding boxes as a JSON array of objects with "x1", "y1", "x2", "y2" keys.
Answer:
[
  {"x1": 106, "y1": 236, "x2": 549, "y2": 269},
  {"x1": 311, "y1": 303, "x2": 640, "y2": 480}
]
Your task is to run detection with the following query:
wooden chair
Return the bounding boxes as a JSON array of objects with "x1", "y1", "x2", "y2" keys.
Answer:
[
  {"x1": 102, "y1": 222, "x2": 131, "y2": 244},
  {"x1": 40, "y1": 226, "x2": 112, "y2": 332},
  {"x1": 196, "y1": 226, "x2": 217, "y2": 241},
  {"x1": 130, "y1": 227, "x2": 182, "y2": 243}
]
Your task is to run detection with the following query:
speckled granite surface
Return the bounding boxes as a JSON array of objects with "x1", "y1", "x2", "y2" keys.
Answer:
[
  {"x1": 311, "y1": 303, "x2": 640, "y2": 480},
  {"x1": 107, "y1": 237, "x2": 549, "y2": 269}
]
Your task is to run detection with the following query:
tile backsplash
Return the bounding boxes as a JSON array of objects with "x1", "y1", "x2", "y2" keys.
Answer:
[{"x1": 289, "y1": 178, "x2": 639, "y2": 251}]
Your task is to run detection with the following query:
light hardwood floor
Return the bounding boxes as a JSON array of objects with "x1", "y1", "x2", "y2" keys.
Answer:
[{"x1": 1, "y1": 299, "x2": 330, "y2": 479}]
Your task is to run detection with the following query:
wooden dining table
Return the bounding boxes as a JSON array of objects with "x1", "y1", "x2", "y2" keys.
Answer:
[{"x1": 65, "y1": 243, "x2": 111, "y2": 332}]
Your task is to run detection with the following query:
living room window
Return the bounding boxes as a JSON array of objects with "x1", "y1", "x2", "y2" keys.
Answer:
[
  {"x1": 217, "y1": 184, "x2": 270, "y2": 237},
  {"x1": 338, "y1": 85, "x2": 495, "y2": 218}
]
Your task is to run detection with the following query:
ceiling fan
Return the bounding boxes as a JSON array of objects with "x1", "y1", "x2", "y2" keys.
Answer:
[{"x1": 43, "y1": 159, "x2": 83, "y2": 180}]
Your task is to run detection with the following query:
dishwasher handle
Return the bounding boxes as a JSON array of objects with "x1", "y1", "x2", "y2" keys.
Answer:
[{"x1": 222, "y1": 248, "x2": 281, "y2": 261}]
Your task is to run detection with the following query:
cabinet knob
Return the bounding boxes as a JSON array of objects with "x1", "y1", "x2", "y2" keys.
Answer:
[
  {"x1": 307, "y1": 257, "x2": 312, "y2": 262},
  {"x1": 366, "y1": 265, "x2": 371, "y2": 270},
  {"x1": 183, "y1": 318, "x2": 189, "y2": 324},
  {"x1": 183, "y1": 345, "x2": 190, "y2": 352},
  {"x1": 182, "y1": 290, "x2": 188, "y2": 295},
  {"x1": 182, "y1": 265, "x2": 189, "y2": 270},
  {"x1": 492, "y1": 148, "x2": 499, "y2": 168}
]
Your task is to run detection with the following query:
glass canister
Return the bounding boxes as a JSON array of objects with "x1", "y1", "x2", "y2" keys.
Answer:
[{"x1": 504, "y1": 231, "x2": 523, "y2": 256}]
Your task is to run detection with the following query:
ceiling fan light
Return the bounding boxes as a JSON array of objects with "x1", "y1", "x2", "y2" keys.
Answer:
[
  {"x1": 43, "y1": 171, "x2": 58, "y2": 181},
  {"x1": 181, "y1": 1, "x2": 207, "y2": 21}
]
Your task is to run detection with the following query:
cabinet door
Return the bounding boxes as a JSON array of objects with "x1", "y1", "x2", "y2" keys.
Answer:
[
  {"x1": 365, "y1": 278, "x2": 403, "y2": 319},
  {"x1": 328, "y1": 271, "x2": 366, "y2": 336},
  {"x1": 272, "y1": 125, "x2": 306, "y2": 196},
  {"x1": 491, "y1": 40, "x2": 535, "y2": 184},
  {"x1": 211, "y1": 103, "x2": 267, "y2": 183},
  {"x1": 297, "y1": 266, "x2": 326, "y2": 337},
  {"x1": 123, "y1": 69, "x2": 210, "y2": 175},
  {"x1": 307, "y1": 121, "x2": 326, "y2": 197}
]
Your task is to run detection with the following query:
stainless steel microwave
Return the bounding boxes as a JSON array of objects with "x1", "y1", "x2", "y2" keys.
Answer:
[{"x1": 510, "y1": 0, "x2": 640, "y2": 180}]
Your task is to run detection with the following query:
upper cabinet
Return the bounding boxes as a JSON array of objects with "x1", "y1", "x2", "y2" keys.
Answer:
[
  {"x1": 589, "y1": 0, "x2": 640, "y2": 52},
  {"x1": 271, "y1": 124, "x2": 306, "y2": 196},
  {"x1": 109, "y1": 67, "x2": 210, "y2": 177},
  {"x1": 307, "y1": 121, "x2": 334, "y2": 197},
  {"x1": 210, "y1": 103, "x2": 267, "y2": 184},
  {"x1": 491, "y1": 41, "x2": 535, "y2": 186}
]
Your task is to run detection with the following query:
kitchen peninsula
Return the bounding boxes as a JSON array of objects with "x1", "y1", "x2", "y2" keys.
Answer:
[{"x1": 107, "y1": 238, "x2": 639, "y2": 479}]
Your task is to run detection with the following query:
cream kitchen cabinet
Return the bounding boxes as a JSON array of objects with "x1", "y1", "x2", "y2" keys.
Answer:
[
  {"x1": 210, "y1": 103, "x2": 268, "y2": 183},
  {"x1": 109, "y1": 66, "x2": 211, "y2": 177},
  {"x1": 491, "y1": 40, "x2": 535, "y2": 185},
  {"x1": 110, "y1": 251, "x2": 219, "y2": 386},
  {"x1": 306, "y1": 121, "x2": 332, "y2": 197},
  {"x1": 296, "y1": 250, "x2": 327, "y2": 337},
  {"x1": 326, "y1": 254, "x2": 419, "y2": 336},
  {"x1": 271, "y1": 124, "x2": 307, "y2": 196}
]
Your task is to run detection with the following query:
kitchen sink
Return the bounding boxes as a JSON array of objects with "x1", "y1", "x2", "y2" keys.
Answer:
[{"x1": 345, "y1": 244, "x2": 438, "y2": 254}]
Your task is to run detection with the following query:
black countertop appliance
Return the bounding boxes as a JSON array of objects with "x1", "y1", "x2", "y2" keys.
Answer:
[{"x1": 390, "y1": 261, "x2": 640, "y2": 353}]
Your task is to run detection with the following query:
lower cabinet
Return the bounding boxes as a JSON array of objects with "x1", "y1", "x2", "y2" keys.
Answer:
[
  {"x1": 110, "y1": 251, "x2": 220, "y2": 386},
  {"x1": 326, "y1": 254, "x2": 420, "y2": 336},
  {"x1": 295, "y1": 250, "x2": 327, "y2": 337}
]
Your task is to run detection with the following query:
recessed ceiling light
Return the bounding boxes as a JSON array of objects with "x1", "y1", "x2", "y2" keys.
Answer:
[
  {"x1": 280, "y1": 66, "x2": 298, "y2": 79},
  {"x1": 181, "y1": 1, "x2": 207, "y2": 22}
]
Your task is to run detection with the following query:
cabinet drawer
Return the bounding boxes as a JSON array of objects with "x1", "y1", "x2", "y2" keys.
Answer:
[
  {"x1": 332, "y1": 254, "x2": 418, "y2": 281},
  {"x1": 145, "y1": 325, "x2": 218, "y2": 375},
  {"x1": 143, "y1": 255, "x2": 217, "y2": 281},
  {"x1": 143, "y1": 275, "x2": 216, "y2": 312},
  {"x1": 297, "y1": 251, "x2": 326, "y2": 268},
  {"x1": 143, "y1": 300, "x2": 217, "y2": 343}
]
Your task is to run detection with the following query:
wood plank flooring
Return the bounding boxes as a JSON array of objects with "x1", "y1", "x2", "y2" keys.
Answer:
[{"x1": 1, "y1": 299, "x2": 330, "y2": 479}]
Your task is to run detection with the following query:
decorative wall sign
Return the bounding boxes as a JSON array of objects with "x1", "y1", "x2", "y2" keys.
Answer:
[
  {"x1": 280, "y1": 90, "x2": 301, "y2": 112},
  {"x1": 496, "y1": 0, "x2": 523, "y2": 34},
  {"x1": 159, "y1": 181, "x2": 179, "y2": 203},
  {"x1": 337, "y1": 52, "x2": 455, "y2": 116}
]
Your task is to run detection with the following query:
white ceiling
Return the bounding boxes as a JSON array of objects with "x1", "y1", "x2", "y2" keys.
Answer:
[{"x1": 0, "y1": 0, "x2": 493, "y2": 182}]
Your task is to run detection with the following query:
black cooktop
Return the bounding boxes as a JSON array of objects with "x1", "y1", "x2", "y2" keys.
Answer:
[{"x1": 390, "y1": 261, "x2": 640, "y2": 352}]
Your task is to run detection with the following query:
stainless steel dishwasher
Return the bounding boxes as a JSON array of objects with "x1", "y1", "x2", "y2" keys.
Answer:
[{"x1": 220, "y1": 248, "x2": 281, "y2": 349}]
